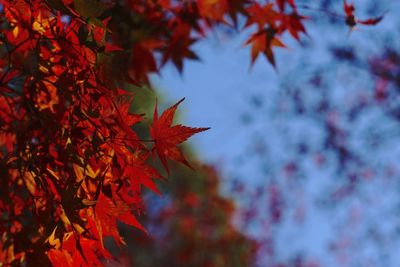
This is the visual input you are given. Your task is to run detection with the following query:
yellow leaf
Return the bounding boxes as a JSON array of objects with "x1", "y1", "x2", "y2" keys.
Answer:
[
  {"x1": 73, "y1": 163, "x2": 84, "y2": 181},
  {"x1": 47, "y1": 167, "x2": 60, "y2": 181},
  {"x1": 47, "y1": 227, "x2": 60, "y2": 249},
  {"x1": 12, "y1": 26, "x2": 19, "y2": 38}
]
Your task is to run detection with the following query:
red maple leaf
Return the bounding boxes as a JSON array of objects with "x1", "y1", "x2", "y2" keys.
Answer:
[
  {"x1": 161, "y1": 23, "x2": 199, "y2": 73},
  {"x1": 245, "y1": 28, "x2": 286, "y2": 66},
  {"x1": 197, "y1": 0, "x2": 229, "y2": 22},
  {"x1": 276, "y1": 0, "x2": 296, "y2": 11},
  {"x1": 150, "y1": 98, "x2": 209, "y2": 173},
  {"x1": 92, "y1": 193, "x2": 146, "y2": 247},
  {"x1": 281, "y1": 12, "x2": 309, "y2": 41},
  {"x1": 123, "y1": 151, "x2": 163, "y2": 195}
]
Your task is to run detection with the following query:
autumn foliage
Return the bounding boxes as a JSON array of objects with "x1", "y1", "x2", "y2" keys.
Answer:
[
  {"x1": 0, "y1": 0, "x2": 383, "y2": 266},
  {"x1": 114, "y1": 163, "x2": 256, "y2": 267}
]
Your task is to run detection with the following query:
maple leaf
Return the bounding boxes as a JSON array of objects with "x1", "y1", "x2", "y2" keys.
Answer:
[
  {"x1": 276, "y1": 0, "x2": 296, "y2": 12},
  {"x1": 226, "y1": 0, "x2": 250, "y2": 27},
  {"x1": 343, "y1": 0, "x2": 384, "y2": 28},
  {"x1": 93, "y1": 193, "x2": 146, "y2": 247},
  {"x1": 129, "y1": 39, "x2": 162, "y2": 84},
  {"x1": 161, "y1": 23, "x2": 200, "y2": 73},
  {"x1": 123, "y1": 152, "x2": 163, "y2": 195},
  {"x1": 343, "y1": 0, "x2": 355, "y2": 17},
  {"x1": 281, "y1": 12, "x2": 308, "y2": 41},
  {"x1": 245, "y1": 28, "x2": 286, "y2": 66},
  {"x1": 197, "y1": 0, "x2": 229, "y2": 22},
  {"x1": 357, "y1": 15, "x2": 384, "y2": 26},
  {"x1": 113, "y1": 94, "x2": 144, "y2": 149},
  {"x1": 245, "y1": 3, "x2": 278, "y2": 29},
  {"x1": 150, "y1": 98, "x2": 209, "y2": 173},
  {"x1": 61, "y1": 234, "x2": 111, "y2": 267},
  {"x1": 47, "y1": 249, "x2": 73, "y2": 267}
]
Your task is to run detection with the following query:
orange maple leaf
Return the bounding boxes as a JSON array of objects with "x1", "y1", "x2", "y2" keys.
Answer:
[
  {"x1": 245, "y1": 28, "x2": 286, "y2": 66},
  {"x1": 197, "y1": 0, "x2": 229, "y2": 22}
]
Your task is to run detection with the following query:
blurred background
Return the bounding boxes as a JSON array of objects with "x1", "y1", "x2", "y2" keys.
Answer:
[{"x1": 115, "y1": 0, "x2": 400, "y2": 266}]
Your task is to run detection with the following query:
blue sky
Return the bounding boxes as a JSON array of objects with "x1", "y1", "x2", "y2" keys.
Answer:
[{"x1": 150, "y1": 1, "x2": 400, "y2": 265}]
